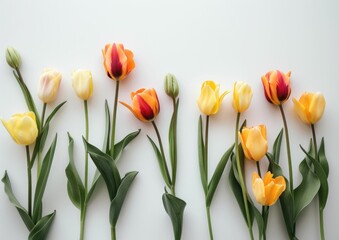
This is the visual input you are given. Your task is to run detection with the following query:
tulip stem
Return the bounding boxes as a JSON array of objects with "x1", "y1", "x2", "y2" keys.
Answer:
[
  {"x1": 111, "y1": 225, "x2": 116, "y2": 240},
  {"x1": 256, "y1": 161, "x2": 262, "y2": 178},
  {"x1": 235, "y1": 113, "x2": 254, "y2": 240},
  {"x1": 41, "y1": 103, "x2": 47, "y2": 127},
  {"x1": 37, "y1": 103, "x2": 47, "y2": 176},
  {"x1": 206, "y1": 206, "x2": 214, "y2": 240},
  {"x1": 171, "y1": 97, "x2": 178, "y2": 192},
  {"x1": 205, "y1": 115, "x2": 209, "y2": 180},
  {"x1": 279, "y1": 105, "x2": 293, "y2": 195},
  {"x1": 84, "y1": 100, "x2": 89, "y2": 192},
  {"x1": 26, "y1": 146, "x2": 32, "y2": 217},
  {"x1": 111, "y1": 80, "x2": 120, "y2": 160}
]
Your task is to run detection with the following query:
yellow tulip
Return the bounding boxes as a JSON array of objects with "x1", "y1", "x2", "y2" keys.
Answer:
[
  {"x1": 252, "y1": 171, "x2": 286, "y2": 206},
  {"x1": 38, "y1": 68, "x2": 62, "y2": 103},
  {"x1": 292, "y1": 92, "x2": 326, "y2": 124},
  {"x1": 232, "y1": 81, "x2": 253, "y2": 113},
  {"x1": 239, "y1": 125, "x2": 268, "y2": 161},
  {"x1": 197, "y1": 80, "x2": 229, "y2": 115},
  {"x1": 2, "y1": 112, "x2": 38, "y2": 146},
  {"x1": 72, "y1": 69, "x2": 93, "y2": 100}
]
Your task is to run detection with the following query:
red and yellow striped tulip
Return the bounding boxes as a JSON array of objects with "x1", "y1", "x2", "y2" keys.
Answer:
[
  {"x1": 261, "y1": 70, "x2": 291, "y2": 105},
  {"x1": 293, "y1": 92, "x2": 326, "y2": 124}
]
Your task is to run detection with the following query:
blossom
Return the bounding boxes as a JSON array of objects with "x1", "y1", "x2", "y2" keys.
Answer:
[
  {"x1": 232, "y1": 81, "x2": 253, "y2": 113},
  {"x1": 261, "y1": 70, "x2": 291, "y2": 105},
  {"x1": 5, "y1": 47, "x2": 21, "y2": 69},
  {"x1": 72, "y1": 69, "x2": 93, "y2": 100},
  {"x1": 239, "y1": 125, "x2": 268, "y2": 161},
  {"x1": 38, "y1": 68, "x2": 62, "y2": 103}
]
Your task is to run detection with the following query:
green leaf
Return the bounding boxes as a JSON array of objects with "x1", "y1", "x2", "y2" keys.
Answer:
[
  {"x1": 162, "y1": 193, "x2": 186, "y2": 240},
  {"x1": 114, "y1": 130, "x2": 141, "y2": 161},
  {"x1": 294, "y1": 159, "x2": 320, "y2": 220},
  {"x1": 2, "y1": 171, "x2": 34, "y2": 230},
  {"x1": 109, "y1": 171, "x2": 138, "y2": 226},
  {"x1": 272, "y1": 129, "x2": 283, "y2": 164},
  {"x1": 103, "y1": 100, "x2": 111, "y2": 154},
  {"x1": 318, "y1": 138, "x2": 329, "y2": 177},
  {"x1": 206, "y1": 144, "x2": 234, "y2": 207},
  {"x1": 65, "y1": 133, "x2": 85, "y2": 209},
  {"x1": 31, "y1": 124, "x2": 49, "y2": 166},
  {"x1": 169, "y1": 98, "x2": 179, "y2": 189},
  {"x1": 198, "y1": 116, "x2": 207, "y2": 195},
  {"x1": 85, "y1": 139, "x2": 121, "y2": 201},
  {"x1": 43, "y1": 101, "x2": 67, "y2": 128},
  {"x1": 87, "y1": 170, "x2": 101, "y2": 202},
  {"x1": 28, "y1": 211, "x2": 56, "y2": 240},
  {"x1": 248, "y1": 197, "x2": 264, "y2": 240},
  {"x1": 147, "y1": 136, "x2": 172, "y2": 188},
  {"x1": 33, "y1": 135, "x2": 57, "y2": 223}
]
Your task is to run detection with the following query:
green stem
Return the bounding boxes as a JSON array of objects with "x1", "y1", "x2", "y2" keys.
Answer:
[
  {"x1": 80, "y1": 203, "x2": 87, "y2": 240},
  {"x1": 111, "y1": 225, "x2": 116, "y2": 240},
  {"x1": 37, "y1": 103, "x2": 47, "y2": 176},
  {"x1": 205, "y1": 115, "x2": 210, "y2": 180},
  {"x1": 256, "y1": 161, "x2": 262, "y2": 177},
  {"x1": 84, "y1": 100, "x2": 89, "y2": 192},
  {"x1": 279, "y1": 105, "x2": 293, "y2": 195},
  {"x1": 320, "y1": 208, "x2": 325, "y2": 240},
  {"x1": 206, "y1": 206, "x2": 214, "y2": 240},
  {"x1": 311, "y1": 124, "x2": 318, "y2": 163},
  {"x1": 235, "y1": 113, "x2": 254, "y2": 240},
  {"x1": 110, "y1": 80, "x2": 120, "y2": 160},
  {"x1": 41, "y1": 103, "x2": 47, "y2": 126},
  {"x1": 262, "y1": 206, "x2": 269, "y2": 240},
  {"x1": 26, "y1": 146, "x2": 32, "y2": 217},
  {"x1": 171, "y1": 97, "x2": 178, "y2": 192}
]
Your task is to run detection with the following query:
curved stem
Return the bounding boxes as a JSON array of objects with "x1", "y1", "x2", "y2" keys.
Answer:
[
  {"x1": 279, "y1": 105, "x2": 293, "y2": 195},
  {"x1": 26, "y1": 146, "x2": 32, "y2": 217},
  {"x1": 235, "y1": 113, "x2": 254, "y2": 240},
  {"x1": 110, "y1": 80, "x2": 120, "y2": 160},
  {"x1": 111, "y1": 225, "x2": 116, "y2": 240},
  {"x1": 171, "y1": 97, "x2": 178, "y2": 192},
  {"x1": 206, "y1": 206, "x2": 214, "y2": 240}
]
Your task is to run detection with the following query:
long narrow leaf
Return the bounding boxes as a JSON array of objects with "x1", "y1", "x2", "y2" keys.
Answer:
[
  {"x1": 318, "y1": 138, "x2": 329, "y2": 177},
  {"x1": 28, "y1": 211, "x2": 56, "y2": 240},
  {"x1": 272, "y1": 129, "x2": 283, "y2": 164},
  {"x1": 169, "y1": 98, "x2": 179, "y2": 189},
  {"x1": 114, "y1": 130, "x2": 141, "y2": 161},
  {"x1": 198, "y1": 116, "x2": 207, "y2": 194},
  {"x1": 44, "y1": 101, "x2": 67, "y2": 127},
  {"x1": 103, "y1": 100, "x2": 111, "y2": 154},
  {"x1": 31, "y1": 124, "x2": 49, "y2": 166}
]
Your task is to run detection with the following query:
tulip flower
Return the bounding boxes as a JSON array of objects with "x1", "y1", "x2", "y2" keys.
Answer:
[
  {"x1": 164, "y1": 73, "x2": 179, "y2": 98},
  {"x1": 197, "y1": 80, "x2": 229, "y2": 116},
  {"x1": 232, "y1": 81, "x2": 253, "y2": 113},
  {"x1": 120, "y1": 88, "x2": 160, "y2": 122},
  {"x1": 102, "y1": 43, "x2": 135, "y2": 81},
  {"x1": 293, "y1": 92, "x2": 326, "y2": 125},
  {"x1": 6, "y1": 46, "x2": 21, "y2": 69},
  {"x1": 72, "y1": 69, "x2": 93, "y2": 100},
  {"x1": 239, "y1": 125, "x2": 268, "y2": 161},
  {"x1": 261, "y1": 70, "x2": 291, "y2": 105},
  {"x1": 38, "y1": 68, "x2": 62, "y2": 103},
  {"x1": 252, "y1": 171, "x2": 286, "y2": 206},
  {"x1": 2, "y1": 112, "x2": 38, "y2": 146}
]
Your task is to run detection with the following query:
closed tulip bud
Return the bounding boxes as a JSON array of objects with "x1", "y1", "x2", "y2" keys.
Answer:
[
  {"x1": 120, "y1": 88, "x2": 160, "y2": 122},
  {"x1": 232, "y1": 81, "x2": 253, "y2": 113},
  {"x1": 38, "y1": 68, "x2": 62, "y2": 103},
  {"x1": 2, "y1": 112, "x2": 38, "y2": 146},
  {"x1": 197, "y1": 80, "x2": 229, "y2": 116},
  {"x1": 72, "y1": 69, "x2": 93, "y2": 100},
  {"x1": 6, "y1": 47, "x2": 22, "y2": 69},
  {"x1": 239, "y1": 125, "x2": 268, "y2": 161},
  {"x1": 102, "y1": 43, "x2": 135, "y2": 81},
  {"x1": 252, "y1": 171, "x2": 286, "y2": 206},
  {"x1": 293, "y1": 92, "x2": 326, "y2": 124},
  {"x1": 261, "y1": 70, "x2": 291, "y2": 105},
  {"x1": 164, "y1": 73, "x2": 179, "y2": 98}
]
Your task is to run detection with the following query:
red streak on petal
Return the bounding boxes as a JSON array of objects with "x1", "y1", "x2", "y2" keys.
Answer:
[
  {"x1": 110, "y1": 44, "x2": 123, "y2": 79},
  {"x1": 276, "y1": 71, "x2": 290, "y2": 101},
  {"x1": 137, "y1": 95, "x2": 154, "y2": 121}
]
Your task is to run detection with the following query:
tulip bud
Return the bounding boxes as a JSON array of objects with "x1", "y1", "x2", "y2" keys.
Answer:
[
  {"x1": 164, "y1": 73, "x2": 179, "y2": 98},
  {"x1": 120, "y1": 88, "x2": 160, "y2": 122},
  {"x1": 72, "y1": 69, "x2": 93, "y2": 100},
  {"x1": 239, "y1": 125, "x2": 268, "y2": 161},
  {"x1": 38, "y1": 68, "x2": 62, "y2": 103},
  {"x1": 232, "y1": 81, "x2": 253, "y2": 113},
  {"x1": 293, "y1": 92, "x2": 326, "y2": 124},
  {"x1": 2, "y1": 112, "x2": 38, "y2": 146},
  {"x1": 6, "y1": 47, "x2": 22, "y2": 69},
  {"x1": 252, "y1": 171, "x2": 286, "y2": 206}
]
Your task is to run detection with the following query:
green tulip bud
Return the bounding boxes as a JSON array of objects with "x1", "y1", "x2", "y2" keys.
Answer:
[
  {"x1": 164, "y1": 73, "x2": 179, "y2": 98},
  {"x1": 6, "y1": 47, "x2": 22, "y2": 69}
]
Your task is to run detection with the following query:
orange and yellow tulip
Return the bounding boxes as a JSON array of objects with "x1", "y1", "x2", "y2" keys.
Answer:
[
  {"x1": 292, "y1": 92, "x2": 326, "y2": 125},
  {"x1": 102, "y1": 43, "x2": 135, "y2": 81},
  {"x1": 120, "y1": 88, "x2": 160, "y2": 122},
  {"x1": 252, "y1": 171, "x2": 286, "y2": 206},
  {"x1": 261, "y1": 70, "x2": 291, "y2": 105},
  {"x1": 239, "y1": 125, "x2": 268, "y2": 161}
]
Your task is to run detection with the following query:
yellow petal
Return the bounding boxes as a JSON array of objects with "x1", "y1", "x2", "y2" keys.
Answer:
[
  {"x1": 252, "y1": 173, "x2": 266, "y2": 205},
  {"x1": 245, "y1": 126, "x2": 268, "y2": 161},
  {"x1": 293, "y1": 97, "x2": 310, "y2": 124},
  {"x1": 309, "y1": 92, "x2": 326, "y2": 124}
]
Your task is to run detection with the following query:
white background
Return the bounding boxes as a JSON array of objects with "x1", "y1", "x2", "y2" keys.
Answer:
[{"x1": 1, "y1": 0, "x2": 338, "y2": 239}]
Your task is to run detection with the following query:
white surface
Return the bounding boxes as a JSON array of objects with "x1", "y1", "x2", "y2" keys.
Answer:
[{"x1": 1, "y1": 0, "x2": 338, "y2": 239}]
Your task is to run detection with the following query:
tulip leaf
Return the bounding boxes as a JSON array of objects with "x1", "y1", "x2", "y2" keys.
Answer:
[
  {"x1": 169, "y1": 98, "x2": 179, "y2": 189},
  {"x1": 109, "y1": 171, "x2": 138, "y2": 226},
  {"x1": 318, "y1": 138, "x2": 329, "y2": 177},
  {"x1": 114, "y1": 129, "x2": 141, "y2": 161},
  {"x1": 272, "y1": 129, "x2": 283, "y2": 164},
  {"x1": 162, "y1": 193, "x2": 186, "y2": 240},
  {"x1": 28, "y1": 211, "x2": 56, "y2": 240},
  {"x1": 33, "y1": 135, "x2": 57, "y2": 223},
  {"x1": 2, "y1": 171, "x2": 34, "y2": 230},
  {"x1": 147, "y1": 135, "x2": 172, "y2": 188},
  {"x1": 198, "y1": 116, "x2": 207, "y2": 195},
  {"x1": 44, "y1": 101, "x2": 67, "y2": 128},
  {"x1": 31, "y1": 124, "x2": 49, "y2": 166},
  {"x1": 85, "y1": 139, "x2": 121, "y2": 201},
  {"x1": 65, "y1": 133, "x2": 85, "y2": 209},
  {"x1": 103, "y1": 100, "x2": 111, "y2": 154},
  {"x1": 206, "y1": 144, "x2": 234, "y2": 207}
]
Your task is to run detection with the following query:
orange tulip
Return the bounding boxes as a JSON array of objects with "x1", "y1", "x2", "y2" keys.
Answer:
[
  {"x1": 261, "y1": 70, "x2": 291, "y2": 105},
  {"x1": 239, "y1": 125, "x2": 268, "y2": 161},
  {"x1": 120, "y1": 88, "x2": 160, "y2": 122},
  {"x1": 293, "y1": 92, "x2": 326, "y2": 124},
  {"x1": 102, "y1": 43, "x2": 135, "y2": 81}
]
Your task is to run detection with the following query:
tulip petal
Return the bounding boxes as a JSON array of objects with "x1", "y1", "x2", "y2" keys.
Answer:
[
  {"x1": 245, "y1": 127, "x2": 268, "y2": 161},
  {"x1": 309, "y1": 92, "x2": 325, "y2": 124},
  {"x1": 197, "y1": 85, "x2": 218, "y2": 115},
  {"x1": 293, "y1": 98, "x2": 309, "y2": 124},
  {"x1": 252, "y1": 173, "x2": 266, "y2": 205}
]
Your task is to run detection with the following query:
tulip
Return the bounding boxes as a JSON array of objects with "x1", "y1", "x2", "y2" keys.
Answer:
[
  {"x1": 233, "y1": 81, "x2": 253, "y2": 113},
  {"x1": 261, "y1": 70, "x2": 291, "y2": 105},
  {"x1": 120, "y1": 88, "x2": 160, "y2": 122},
  {"x1": 164, "y1": 73, "x2": 179, "y2": 98},
  {"x1": 292, "y1": 92, "x2": 326, "y2": 125},
  {"x1": 2, "y1": 112, "x2": 38, "y2": 145},
  {"x1": 72, "y1": 69, "x2": 93, "y2": 100},
  {"x1": 252, "y1": 171, "x2": 286, "y2": 206},
  {"x1": 197, "y1": 80, "x2": 229, "y2": 116},
  {"x1": 38, "y1": 68, "x2": 62, "y2": 103},
  {"x1": 102, "y1": 43, "x2": 135, "y2": 81},
  {"x1": 6, "y1": 47, "x2": 21, "y2": 69},
  {"x1": 239, "y1": 125, "x2": 268, "y2": 161}
]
